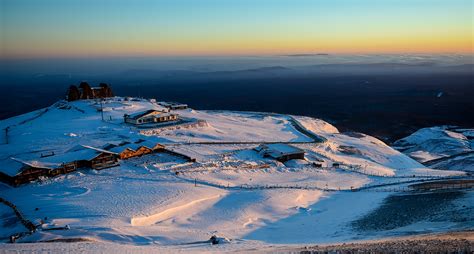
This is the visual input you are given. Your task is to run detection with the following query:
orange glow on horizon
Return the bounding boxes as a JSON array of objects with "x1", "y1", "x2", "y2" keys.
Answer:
[
  {"x1": 2, "y1": 0, "x2": 472, "y2": 59},
  {"x1": 3, "y1": 35, "x2": 472, "y2": 59}
]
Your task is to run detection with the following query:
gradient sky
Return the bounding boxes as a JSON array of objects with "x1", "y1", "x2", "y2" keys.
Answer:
[{"x1": 1, "y1": 0, "x2": 473, "y2": 58}]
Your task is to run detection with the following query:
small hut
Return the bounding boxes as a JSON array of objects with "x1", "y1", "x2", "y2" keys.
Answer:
[{"x1": 254, "y1": 144, "x2": 305, "y2": 162}]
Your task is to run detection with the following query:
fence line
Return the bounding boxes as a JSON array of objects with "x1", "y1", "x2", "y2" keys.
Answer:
[
  {"x1": 140, "y1": 119, "x2": 208, "y2": 136},
  {"x1": 171, "y1": 161, "x2": 464, "y2": 180},
  {"x1": 0, "y1": 197, "x2": 36, "y2": 232},
  {"x1": 177, "y1": 174, "x2": 473, "y2": 194},
  {"x1": 0, "y1": 196, "x2": 38, "y2": 242}
]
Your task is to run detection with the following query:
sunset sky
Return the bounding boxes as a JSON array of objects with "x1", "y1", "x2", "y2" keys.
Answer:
[{"x1": 1, "y1": 0, "x2": 473, "y2": 58}]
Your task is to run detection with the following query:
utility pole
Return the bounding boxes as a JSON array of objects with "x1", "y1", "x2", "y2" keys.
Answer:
[
  {"x1": 4, "y1": 127, "x2": 9, "y2": 144},
  {"x1": 100, "y1": 99, "x2": 104, "y2": 121}
]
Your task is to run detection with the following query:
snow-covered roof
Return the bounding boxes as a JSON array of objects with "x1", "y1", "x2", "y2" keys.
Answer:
[
  {"x1": 158, "y1": 101, "x2": 187, "y2": 107},
  {"x1": 125, "y1": 110, "x2": 162, "y2": 120},
  {"x1": 0, "y1": 145, "x2": 117, "y2": 177},
  {"x1": 109, "y1": 146, "x2": 132, "y2": 154},
  {"x1": 255, "y1": 144, "x2": 304, "y2": 159},
  {"x1": 67, "y1": 144, "x2": 89, "y2": 153},
  {"x1": 135, "y1": 140, "x2": 160, "y2": 149},
  {"x1": 81, "y1": 145, "x2": 118, "y2": 155},
  {"x1": 13, "y1": 157, "x2": 61, "y2": 170},
  {"x1": 42, "y1": 149, "x2": 103, "y2": 164},
  {"x1": 0, "y1": 157, "x2": 55, "y2": 177},
  {"x1": 102, "y1": 141, "x2": 127, "y2": 150},
  {"x1": 107, "y1": 140, "x2": 161, "y2": 153},
  {"x1": 0, "y1": 158, "x2": 33, "y2": 177}
]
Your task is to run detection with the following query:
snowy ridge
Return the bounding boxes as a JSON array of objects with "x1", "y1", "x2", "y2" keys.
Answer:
[{"x1": 394, "y1": 126, "x2": 474, "y2": 171}]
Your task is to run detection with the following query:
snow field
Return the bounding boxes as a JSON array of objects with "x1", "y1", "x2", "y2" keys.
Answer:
[{"x1": 0, "y1": 97, "x2": 467, "y2": 250}]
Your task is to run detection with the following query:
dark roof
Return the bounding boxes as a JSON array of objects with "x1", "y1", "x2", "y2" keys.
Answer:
[{"x1": 255, "y1": 144, "x2": 305, "y2": 159}]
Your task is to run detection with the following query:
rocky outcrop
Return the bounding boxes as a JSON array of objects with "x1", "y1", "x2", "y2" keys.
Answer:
[
  {"x1": 67, "y1": 82, "x2": 114, "y2": 101},
  {"x1": 67, "y1": 85, "x2": 81, "y2": 101}
]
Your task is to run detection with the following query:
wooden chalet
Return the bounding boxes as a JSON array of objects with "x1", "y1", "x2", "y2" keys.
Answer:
[
  {"x1": 105, "y1": 140, "x2": 165, "y2": 160},
  {"x1": 66, "y1": 145, "x2": 119, "y2": 170},
  {"x1": 0, "y1": 146, "x2": 119, "y2": 186},
  {"x1": 0, "y1": 159, "x2": 50, "y2": 187},
  {"x1": 254, "y1": 144, "x2": 305, "y2": 163},
  {"x1": 124, "y1": 110, "x2": 178, "y2": 125}
]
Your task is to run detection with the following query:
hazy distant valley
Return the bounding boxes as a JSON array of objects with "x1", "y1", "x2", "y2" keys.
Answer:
[{"x1": 1, "y1": 55, "x2": 473, "y2": 142}]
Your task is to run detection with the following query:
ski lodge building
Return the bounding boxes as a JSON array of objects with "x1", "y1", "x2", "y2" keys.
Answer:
[
  {"x1": 0, "y1": 139, "x2": 195, "y2": 186},
  {"x1": 103, "y1": 140, "x2": 165, "y2": 160},
  {"x1": 0, "y1": 145, "x2": 119, "y2": 186},
  {"x1": 254, "y1": 144, "x2": 305, "y2": 162},
  {"x1": 124, "y1": 110, "x2": 178, "y2": 125}
]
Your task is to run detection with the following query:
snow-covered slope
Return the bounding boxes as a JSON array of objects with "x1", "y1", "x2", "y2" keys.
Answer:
[
  {"x1": 0, "y1": 98, "x2": 468, "y2": 251},
  {"x1": 394, "y1": 126, "x2": 474, "y2": 171},
  {"x1": 296, "y1": 117, "x2": 454, "y2": 177}
]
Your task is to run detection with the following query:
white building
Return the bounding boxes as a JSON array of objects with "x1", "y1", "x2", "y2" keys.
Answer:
[{"x1": 124, "y1": 110, "x2": 178, "y2": 125}]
